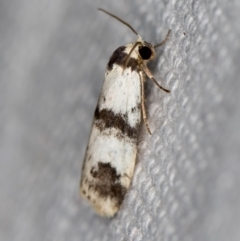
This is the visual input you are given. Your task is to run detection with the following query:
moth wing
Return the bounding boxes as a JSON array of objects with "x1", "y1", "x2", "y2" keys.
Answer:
[{"x1": 80, "y1": 65, "x2": 142, "y2": 216}]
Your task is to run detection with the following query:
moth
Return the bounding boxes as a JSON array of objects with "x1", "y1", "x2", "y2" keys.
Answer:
[{"x1": 80, "y1": 8, "x2": 170, "y2": 217}]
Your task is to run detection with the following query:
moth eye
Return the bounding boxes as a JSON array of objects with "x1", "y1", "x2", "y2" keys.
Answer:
[{"x1": 138, "y1": 46, "x2": 152, "y2": 60}]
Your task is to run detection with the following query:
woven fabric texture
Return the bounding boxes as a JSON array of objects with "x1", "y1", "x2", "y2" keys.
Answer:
[{"x1": 1, "y1": 0, "x2": 240, "y2": 241}]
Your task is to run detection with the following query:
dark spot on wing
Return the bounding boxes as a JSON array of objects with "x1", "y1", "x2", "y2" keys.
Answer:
[
  {"x1": 94, "y1": 107, "x2": 139, "y2": 140},
  {"x1": 107, "y1": 46, "x2": 125, "y2": 70},
  {"x1": 90, "y1": 162, "x2": 127, "y2": 207},
  {"x1": 107, "y1": 46, "x2": 139, "y2": 71},
  {"x1": 131, "y1": 107, "x2": 136, "y2": 113},
  {"x1": 137, "y1": 102, "x2": 141, "y2": 110},
  {"x1": 90, "y1": 162, "x2": 120, "y2": 181}
]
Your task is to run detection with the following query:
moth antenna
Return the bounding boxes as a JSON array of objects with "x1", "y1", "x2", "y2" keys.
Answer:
[{"x1": 98, "y1": 8, "x2": 138, "y2": 36}]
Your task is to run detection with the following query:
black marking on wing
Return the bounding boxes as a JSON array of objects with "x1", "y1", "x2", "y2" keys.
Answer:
[
  {"x1": 107, "y1": 46, "x2": 139, "y2": 71},
  {"x1": 89, "y1": 162, "x2": 127, "y2": 208},
  {"x1": 94, "y1": 107, "x2": 139, "y2": 140}
]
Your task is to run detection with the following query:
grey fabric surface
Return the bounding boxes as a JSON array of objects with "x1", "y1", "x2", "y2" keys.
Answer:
[{"x1": 1, "y1": 0, "x2": 240, "y2": 240}]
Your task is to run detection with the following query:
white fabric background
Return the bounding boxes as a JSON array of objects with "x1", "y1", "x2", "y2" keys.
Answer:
[{"x1": 1, "y1": 0, "x2": 240, "y2": 240}]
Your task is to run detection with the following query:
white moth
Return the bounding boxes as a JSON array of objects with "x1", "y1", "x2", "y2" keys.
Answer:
[{"x1": 80, "y1": 8, "x2": 170, "y2": 217}]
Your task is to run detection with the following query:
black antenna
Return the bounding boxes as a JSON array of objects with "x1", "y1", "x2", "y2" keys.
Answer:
[{"x1": 98, "y1": 8, "x2": 138, "y2": 36}]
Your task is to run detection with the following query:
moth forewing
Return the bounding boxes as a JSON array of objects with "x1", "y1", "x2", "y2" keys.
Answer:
[{"x1": 80, "y1": 53, "x2": 142, "y2": 216}]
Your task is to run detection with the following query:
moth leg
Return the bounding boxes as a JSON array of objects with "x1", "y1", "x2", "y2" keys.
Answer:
[
  {"x1": 142, "y1": 65, "x2": 170, "y2": 93},
  {"x1": 154, "y1": 30, "x2": 171, "y2": 48},
  {"x1": 140, "y1": 72, "x2": 152, "y2": 135}
]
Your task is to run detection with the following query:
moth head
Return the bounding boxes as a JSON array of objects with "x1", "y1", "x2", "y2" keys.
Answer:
[{"x1": 138, "y1": 41, "x2": 156, "y2": 62}]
